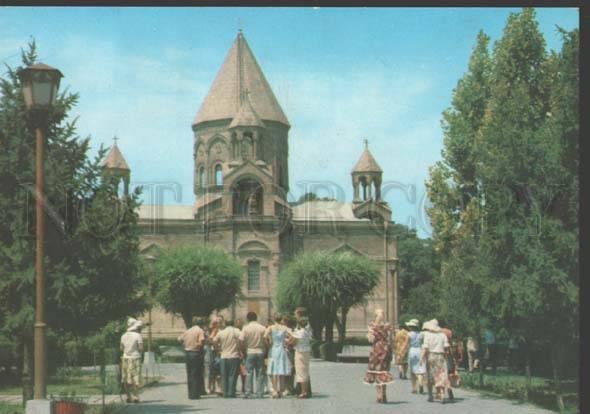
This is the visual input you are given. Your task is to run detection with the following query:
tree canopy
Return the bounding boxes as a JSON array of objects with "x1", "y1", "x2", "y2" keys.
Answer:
[
  {"x1": 277, "y1": 251, "x2": 380, "y2": 344},
  {"x1": 153, "y1": 245, "x2": 243, "y2": 328},
  {"x1": 0, "y1": 42, "x2": 147, "y2": 393},
  {"x1": 391, "y1": 224, "x2": 440, "y2": 324},
  {"x1": 0, "y1": 42, "x2": 146, "y2": 340},
  {"x1": 425, "y1": 9, "x2": 578, "y2": 402}
]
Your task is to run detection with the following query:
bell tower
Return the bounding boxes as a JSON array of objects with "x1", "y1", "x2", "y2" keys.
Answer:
[
  {"x1": 351, "y1": 140, "x2": 391, "y2": 222},
  {"x1": 191, "y1": 31, "x2": 292, "y2": 321},
  {"x1": 101, "y1": 137, "x2": 130, "y2": 196},
  {"x1": 192, "y1": 30, "x2": 290, "y2": 221}
]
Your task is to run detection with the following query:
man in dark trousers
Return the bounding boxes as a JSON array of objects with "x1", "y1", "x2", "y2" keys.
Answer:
[
  {"x1": 213, "y1": 319, "x2": 242, "y2": 398},
  {"x1": 178, "y1": 316, "x2": 206, "y2": 399}
]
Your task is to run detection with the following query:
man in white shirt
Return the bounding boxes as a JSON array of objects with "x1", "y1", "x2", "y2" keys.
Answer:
[
  {"x1": 120, "y1": 318, "x2": 144, "y2": 403},
  {"x1": 239, "y1": 312, "x2": 267, "y2": 398},
  {"x1": 213, "y1": 319, "x2": 241, "y2": 398}
]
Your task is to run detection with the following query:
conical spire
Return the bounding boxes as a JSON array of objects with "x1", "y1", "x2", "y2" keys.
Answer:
[
  {"x1": 193, "y1": 31, "x2": 289, "y2": 127},
  {"x1": 352, "y1": 139, "x2": 382, "y2": 173},
  {"x1": 102, "y1": 138, "x2": 130, "y2": 171}
]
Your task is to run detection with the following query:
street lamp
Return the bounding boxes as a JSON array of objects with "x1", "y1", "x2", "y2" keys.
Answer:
[
  {"x1": 18, "y1": 63, "x2": 63, "y2": 405},
  {"x1": 142, "y1": 254, "x2": 157, "y2": 380}
]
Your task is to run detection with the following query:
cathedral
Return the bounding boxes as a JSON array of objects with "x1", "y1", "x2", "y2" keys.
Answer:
[{"x1": 103, "y1": 31, "x2": 400, "y2": 338}]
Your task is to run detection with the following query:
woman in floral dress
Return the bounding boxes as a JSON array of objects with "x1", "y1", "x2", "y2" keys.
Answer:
[
  {"x1": 421, "y1": 319, "x2": 450, "y2": 404},
  {"x1": 363, "y1": 309, "x2": 394, "y2": 403}
]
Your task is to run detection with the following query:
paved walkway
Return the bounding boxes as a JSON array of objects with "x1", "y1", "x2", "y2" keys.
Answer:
[{"x1": 116, "y1": 361, "x2": 552, "y2": 414}]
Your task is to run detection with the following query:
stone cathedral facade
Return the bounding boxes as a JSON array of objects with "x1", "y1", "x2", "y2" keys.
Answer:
[{"x1": 109, "y1": 31, "x2": 400, "y2": 337}]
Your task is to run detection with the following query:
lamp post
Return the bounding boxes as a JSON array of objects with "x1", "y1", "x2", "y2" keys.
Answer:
[
  {"x1": 18, "y1": 63, "x2": 63, "y2": 404},
  {"x1": 142, "y1": 254, "x2": 157, "y2": 380}
]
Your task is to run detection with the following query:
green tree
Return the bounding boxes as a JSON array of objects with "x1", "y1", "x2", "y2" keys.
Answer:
[
  {"x1": 426, "y1": 9, "x2": 578, "y2": 408},
  {"x1": 0, "y1": 42, "x2": 146, "y2": 395},
  {"x1": 277, "y1": 251, "x2": 380, "y2": 347},
  {"x1": 153, "y1": 245, "x2": 243, "y2": 328},
  {"x1": 425, "y1": 28, "x2": 493, "y2": 338},
  {"x1": 392, "y1": 224, "x2": 440, "y2": 323}
]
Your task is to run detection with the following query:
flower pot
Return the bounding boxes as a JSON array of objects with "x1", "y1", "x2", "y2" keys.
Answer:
[{"x1": 54, "y1": 401, "x2": 86, "y2": 414}]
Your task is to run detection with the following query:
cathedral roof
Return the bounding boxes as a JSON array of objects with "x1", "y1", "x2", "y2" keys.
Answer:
[
  {"x1": 137, "y1": 204, "x2": 195, "y2": 220},
  {"x1": 352, "y1": 141, "x2": 382, "y2": 173},
  {"x1": 193, "y1": 31, "x2": 290, "y2": 127},
  {"x1": 291, "y1": 200, "x2": 370, "y2": 222},
  {"x1": 229, "y1": 94, "x2": 266, "y2": 129},
  {"x1": 102, "y1": 143, "x2": 129, "y2": 171}
]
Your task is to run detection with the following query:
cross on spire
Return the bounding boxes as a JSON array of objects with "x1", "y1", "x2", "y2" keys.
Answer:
[
  {"x1": 364, "y1": 138, "x2": 369, "y2": 150},
  {"x1": 113, "y1": 136, "x2": 119, "y2": 145}
]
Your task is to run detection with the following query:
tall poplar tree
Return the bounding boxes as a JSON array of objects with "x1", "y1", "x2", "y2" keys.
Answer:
[
  {"x1": 427, "y1": 9, "x2": 578, "y2": 408},
  {"x1": 426, "y1": 30, "x2": 492, "y2": 336}
]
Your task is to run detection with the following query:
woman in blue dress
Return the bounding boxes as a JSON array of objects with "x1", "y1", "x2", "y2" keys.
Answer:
[
  {"x1": 265, "y1": 313, "x2": 292, "y2": 398},
  {"x1": 406, "y1": 319, "x2": 426, "y2": 394}
]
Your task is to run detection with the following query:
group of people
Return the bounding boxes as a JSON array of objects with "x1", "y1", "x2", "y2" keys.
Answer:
[
  {"x1": 120, "y1": 308, "x2": 473, "y2": 406},
  {"x1": 363, "y1": 310, "x2": 462, "y2": 404},
  {"x1": 177, "y1": 309, "x2": 313, "y2": 400}
]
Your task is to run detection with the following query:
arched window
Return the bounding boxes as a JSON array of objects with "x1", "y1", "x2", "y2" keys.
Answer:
[
  {"x1": 215, "y1": 164, "x2": 223, "y2": 186},
  {"x1": 199, "y1": 167, "x2": 205, "y2": 189},
  {"x1": 247, "y1": 260, "x2": 260, "y2": 291}
]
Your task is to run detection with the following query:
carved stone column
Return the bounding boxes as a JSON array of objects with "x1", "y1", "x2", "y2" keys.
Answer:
[{"x1": 390, "y1": 268, "x2": 399, "y2": 329}]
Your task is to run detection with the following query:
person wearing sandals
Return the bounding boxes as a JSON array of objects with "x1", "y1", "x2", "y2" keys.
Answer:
[
  {"x1": 290, "y1": 315, "x2": 313, "y2": 398},
  {"x1": 264, "y1": 313, "x2": 291, "y2": 398},
  {"x1": 120, "y1": 318, "x2": 144, "y2": 403},
  {"x1": 406, "y1": 319, "x2": 426, "y2": 394},
  {"x1": 363, "y1": 309, "x2": 394, "y2": 403}
]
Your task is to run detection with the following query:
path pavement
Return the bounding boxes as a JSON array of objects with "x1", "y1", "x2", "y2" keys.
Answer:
[{"x1": 117, "y1": 361, "x2": 553, "y2": 414}]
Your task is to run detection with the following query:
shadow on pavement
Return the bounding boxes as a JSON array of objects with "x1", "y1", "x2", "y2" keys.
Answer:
[
  {"x1": 445, "y1": 397, "x2": 466, "y2": 404},
  {"x1": 122, "y1": 404, "x2": 208, "y2": 413}
]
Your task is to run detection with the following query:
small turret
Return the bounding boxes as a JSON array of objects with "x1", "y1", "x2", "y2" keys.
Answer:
[
  {"x1": 101, "y1": 137, "x2": 130, "y2": 196},
  {"x1": 352, "y1": 139, "x2": 383, "y2": 202}
]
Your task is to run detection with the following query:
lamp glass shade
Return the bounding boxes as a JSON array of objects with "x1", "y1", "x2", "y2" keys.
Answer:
[{"x1": 18, "y1": 64, "x2": 63, "y2": 110}]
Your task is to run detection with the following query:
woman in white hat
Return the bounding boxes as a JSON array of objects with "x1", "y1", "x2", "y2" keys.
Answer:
[
  {"x1": 420, "y1": 319, "x2": 450, "y2": 403},
  {"x1": 406, "y1": 319, "x2": 426, "y2": 394},
  {"x1": 120, "y1": 318, "x2": 144, "y2": 403},
  {"x1": 363, "y1": 309, "x2": 394, "y2": 403}
]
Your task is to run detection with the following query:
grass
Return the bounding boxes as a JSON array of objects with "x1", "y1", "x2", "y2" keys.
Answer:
[
  {"x1": 461, "y1": 370, "x2": 579, "y2": 413},
  {"x1": 0, "y1": 375, "x2": 104, "y2": 396},
  {"x1": 0, "y1": 403, "x2": 22, "y2": 414},
  {"x1": 0, "y1": 366, "x2": 160, "y2": 397}
]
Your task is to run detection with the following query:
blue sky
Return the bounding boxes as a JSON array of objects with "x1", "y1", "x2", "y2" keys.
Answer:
[{"x1": 0, "y1": 7, "x2": 579, "y2": 237}]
